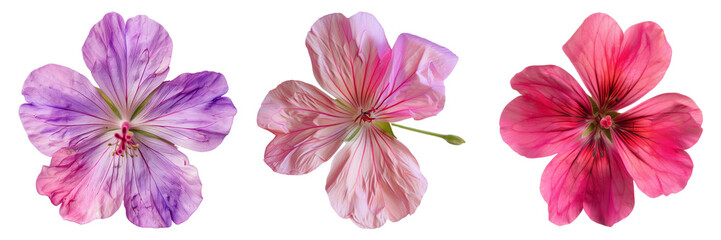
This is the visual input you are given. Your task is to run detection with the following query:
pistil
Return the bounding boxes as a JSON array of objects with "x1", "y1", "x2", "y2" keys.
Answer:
[
  {"x1": 599, "y1": 115, "x2": 613, "y2": 129},
  {"x1": 354, "y1": 108, "x2": 377, "y2": 123},
  {"x1": 110, "y1": 122, "x2": 139, "y2": 157}
]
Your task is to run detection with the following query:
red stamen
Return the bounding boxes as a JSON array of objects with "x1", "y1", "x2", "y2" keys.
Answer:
[
  {"x1": 356, "y1": 108, "x2": 376, "y2": 123},
  {"x1": 113, "y1": 122, "x2": 138, "y2": 156}
]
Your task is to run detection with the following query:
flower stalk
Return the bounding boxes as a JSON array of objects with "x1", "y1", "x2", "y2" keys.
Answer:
[{"x1": 391, "y1": 123, "x2": 465, "y2": 145}]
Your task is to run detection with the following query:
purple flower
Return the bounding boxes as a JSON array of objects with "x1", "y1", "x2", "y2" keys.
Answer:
[{"x1": 19, "y1": 12, "x2": 236, "y2": 228}]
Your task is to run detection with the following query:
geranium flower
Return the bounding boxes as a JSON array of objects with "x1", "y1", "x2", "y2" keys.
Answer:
[
  {"x1": 257, "y1": 12, "x2": 459, "y2": 228},
  {"x1": 19, "y1": 12, "x2": 236, "y2": 227},
  {"x1": 500, "y1": 13, "x2": 702, "y2": 226}
]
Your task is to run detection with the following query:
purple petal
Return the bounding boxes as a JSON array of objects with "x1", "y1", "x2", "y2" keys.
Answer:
[
  {"x1": 82, "y1": 12, "x2": 172, "y2": 115},
  {"x1": 20, "y1": 64, "x2": 116, "y2": 156},
  {"x1": 374, "y1": 33, "x2": 458, "y2": 122},
  {"x1": 133, "y1": 72, "x2": 236, "y2": 152},
  {"x1": 124, "y1": 135, "x2": 202, "y2": 228},
  {"x1": 36, "y1": 133, "x2": 125, "y2": 224}
]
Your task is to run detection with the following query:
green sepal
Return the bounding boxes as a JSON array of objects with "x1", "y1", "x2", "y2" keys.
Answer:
[
  {"x1": 607, "y1": 111, "x2": 620, "y2": 118},
  {"x1": 345, "y1": 127, "x2": 361, "y2": 142},
  {"x1": 334, "y1": 99, "x2": 354, "y2": 112},
  {"x1": 443, "y1": 135, "x2": 465, "y2": 145},
  {"x1": 373, "y1": 121, "x2": 396, "y2": 138},
  {"x1": 97, "y1": 88, "x2": 122, "y2": 119},
  {"x1": 601, "y1": 128, "x2": 614, "y2": 144},
  {"x1": 582, "y1": 122, "x2": 596, "y2": 138},
  {"x1": 588, "y1": 95, "x2": 599, "y2": 116},
  {"x1": 133, "y1": 129, "x2": 174, "y2": 146},
  {"x1": 130, "y1": 86, "x2": 159, "y2": 121}
]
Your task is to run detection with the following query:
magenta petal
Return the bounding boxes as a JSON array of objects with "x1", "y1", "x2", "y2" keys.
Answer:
[
  {"x1": 582, "y1": 144, "x2": 634, "y2": 227},
  {"x1": 613, "y1": 93, "x2": 702, "y2": 197},
  {"x1": 326, "y1": 126, "x2": 427, "y2": 228},
  {"x1": 373, "y1": 34, "x2": 458, "y2": 122},
  {"x1": 82, "y1": 12, "x2": 172, "y2": 114},
  {"x1": 124, "y1": 135, "x2": 202, "y2": 228},
  {"x1": 133, "y1": 72, "x2": 236, "y2": 152},
  {"x1": 258, "y1": 80, "x2": 353, "y2": 175},
  {"x1": 540, "y1": 141, "x2": 590, "y2": 226},
  {"x1": 36, "y1": 134, "x2": 125, "y2": 224},
  {"x1": 306, "y1": 12, "x2": 392, "y2": 109},
  {"x1": 563, "y1": 13, "x2": 623, "y2": 109},
  {"x1": 612, "y1": 21, "x2": 672, "y2": 110},
  {"x1": 563, "y1": 13, "x2": 671, "y2": 110},
  {"x1": 20, "y1": 64, "x2": 115, "y2": 156},
  {"x1": 500, "y1": 65, "x2": 591, "y2": 158}
]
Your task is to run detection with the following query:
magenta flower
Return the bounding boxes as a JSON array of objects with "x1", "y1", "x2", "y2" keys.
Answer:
[
  {"x1": 19, "y1": 12, "x2": 236, "y2": 227},
  {"x1": 500, "y1": 13, "x2": 703, "y2": 226},
  {"x1": 257, "y1": 12, "x2": 458, "y2": 228}
]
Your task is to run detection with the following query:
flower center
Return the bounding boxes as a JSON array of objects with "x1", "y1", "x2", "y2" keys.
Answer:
[
  {"x1": 354, "y1": 108, "x2": 376, "y2": 123},
  {"x1": 599, "y1": 115, "x2": 613, "y2": 129},
  {"x1": 110, "y1": 122, "x2": 139, "y2": 157}
]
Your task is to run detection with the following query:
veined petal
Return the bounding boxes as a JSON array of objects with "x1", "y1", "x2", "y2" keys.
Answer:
[
  {"x1": 124, "y1": 135, "x2": 202, "y2": 228},
  {"x1": 541, "y1": 138, "x2": 633, "y2": 226},
  {"x1": 306, "y1": 12, "x2": 391, "y2": 109},
  {"x1": 563, "y1": 13, "x2": 671, "y2": 110},
  {"x1": 540, "y1": 141, "x2": 591, "y2": 226},
  {"x1": 500, "y1": 65, "x2": 591, "y2": 158},
  {"x1": 133, "y1": 72, "x2": 236, "y2": 152},
  {"x1": 326, "y1": 126, "x2": 427, "y2": 228},
  {"x1": 373, "y1": 34, "x2": 458, "y2": 122},
  {"x1": 563, "y1": 13, "x2": 623, "y2": 110},
  {"x1": 20, "y1": 64, "x2": 115, "y2": 156},
  {"x1": 582, "y1": 142, "x2": 634, "y2": 227},
  {"x1": 258, "y1": 80, "x2": 354, "y2": 175},
  {"x1": 36, "y1": 133, "x2": 125, "y2": 224},
  {"x1": 612, "y1": 21, "x2": 672, "y2": 110},
  {"x1": 82, "y1": 12, "x2": 172, "y2": 115},
  {"x1": 613, "y1": 93, "x2": 702, "y2": 197}
]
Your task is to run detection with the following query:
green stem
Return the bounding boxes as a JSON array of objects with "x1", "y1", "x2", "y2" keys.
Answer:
[
  {"x1": 391, "y1": 123, "x2": 465, "y2": 145},
  {"x1": 391, "y1": 123, "x2": 444, "y2": 137}
]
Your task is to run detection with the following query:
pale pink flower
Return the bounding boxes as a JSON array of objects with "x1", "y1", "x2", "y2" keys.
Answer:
[
  {"x1": 500, "y1": 13, "x2": 703, "y2": 226},
  {"x1": 257, "y1": 12, "x2": 457, "y2": 228}
]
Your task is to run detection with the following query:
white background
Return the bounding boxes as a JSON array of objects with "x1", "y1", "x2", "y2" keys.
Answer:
[{"x1": 1, "y1": 0, "x2": 719, "y2": 239}]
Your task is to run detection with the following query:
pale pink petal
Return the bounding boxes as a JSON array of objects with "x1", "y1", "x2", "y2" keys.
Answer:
[
  {"x1": 582, "y1": 143, "x2": 634, "y2": 227},
  {"x1": 540, "y1": 141, "x2": 591, "y2": 226},
  {"x1": 563, "y1": 13, "x2": 671, "y2": 110},
  {"x1": 124, "y1": 135, "x2": 202, "y2": 228},
  {"x1": 258, "y1": 80, "x2": 354, "y2": 175},
  {"x1": 500, "y1": 65, "x2": 591, "y2": 158},
  {"x1": 613, "y1": 93, "x2": 702, "y2": 197},
  {"x1": 563, "y1": 13, "x2": 623, "y2": 109},
  {"x1": 36, "y1": 133, "x2": 125, "y2": 224},
  {"x1": 326, "y1": 126, "x2": 427, "y2": 228},
  {"x1": 373, "y1": 33, "x2": 458, "y2": 122},
  {"x1": 82, "y1": 12, "x2": 172, "y2": 114},
  {"x1": 133, "y1": 72, "x2": 236, "y2": 152},
  {"x1": 20, "y1": 64, "x2": 116, "y2": 156},
  {"x1": 306, "y1": 12, "x2": 391, "y2": 110}
]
